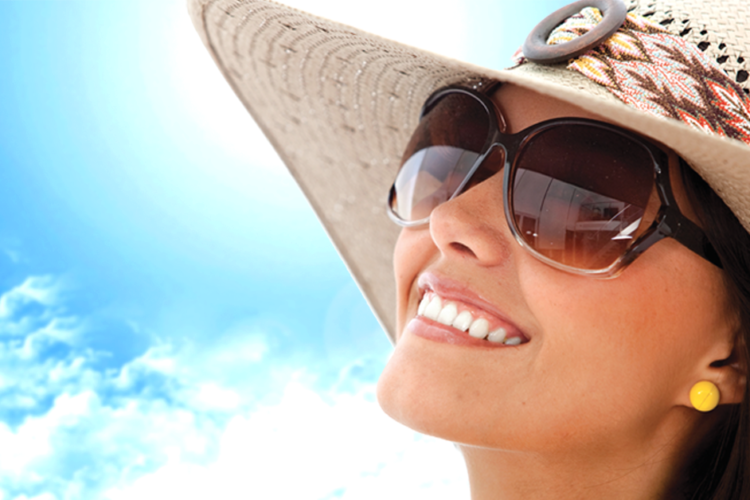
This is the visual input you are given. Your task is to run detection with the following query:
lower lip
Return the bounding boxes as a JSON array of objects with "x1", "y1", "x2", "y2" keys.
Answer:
[{"x1": 406, "y1": 316, "x2": 516, "y2": 348}]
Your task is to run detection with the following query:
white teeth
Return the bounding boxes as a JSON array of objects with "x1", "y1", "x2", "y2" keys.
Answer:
[
  {"x1": 437, "y1": 303, "x2": 458, "y2": 325},
  {"x1": 417, "y1": 294, "x2": 525, "y2": 346},
  {"x1": 423, "y1": 296, "x2": 442, "y2": 321},
  {"x1": 468, "y1": 318, "x2": 490, "y2": 339},
  {"x1": 487, "y1": 328, "x2": 507, "y2": 343},
  {"x1": 452, "y1": 311, "x2": 473, "y2": 332},
  {"x1": 418, "y1": 295, "x2": 429, "y2": 316}
]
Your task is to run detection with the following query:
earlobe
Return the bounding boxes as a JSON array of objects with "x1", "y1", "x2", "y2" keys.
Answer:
[
  {"x1": 690, "y1": 381, "x2": 721, "y2": 412},
  {"x1": 681, "y1": 333, "x2": 747, "y2": 411},
  {"x1": 683, "y1": 370, "x2": 745, "y2": 413}
]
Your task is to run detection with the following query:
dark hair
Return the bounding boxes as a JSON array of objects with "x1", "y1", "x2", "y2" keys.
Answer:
[{"x1": 679, "y1": 162, "x2": 750, "y2": 500}]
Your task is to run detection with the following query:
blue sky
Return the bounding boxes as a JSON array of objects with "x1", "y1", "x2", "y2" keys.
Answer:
[{"x1": 0, "y1": 1, "x2": 567, "y2": 498}]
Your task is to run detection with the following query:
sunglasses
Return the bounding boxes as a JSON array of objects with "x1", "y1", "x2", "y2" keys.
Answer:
[{"x1": 387, "y1": 85, "x2": 721, "y2": 277}]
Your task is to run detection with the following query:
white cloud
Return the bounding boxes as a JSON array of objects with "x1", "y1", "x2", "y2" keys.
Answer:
[
  {"x1": 0, "y1": 277, "x2": 93, "y2": 420},
  {"x1": 0, "y1": 273, "x2": 469, "y2": 499},
  {"x1": 0, "y1": 392, "x2": 95, "y2": 476},
  {"x1": 216, "y1": 324, "x2": 270, "y2": 364},
  {"x1": 0, "y1": 276, "x2": 59, "y2": 320},
  {"x1": 105, "y1": 382, "x2": 468, "y2": 500},
  {"x1": 114, "y1": 343, "x2": 178, "y2": 384},
  {"x1": 110, "y1": 326, "x2": 270, "y2": 409},
  {"x1": 192, "y1": 383, "x2": 241, "y2": 411}
]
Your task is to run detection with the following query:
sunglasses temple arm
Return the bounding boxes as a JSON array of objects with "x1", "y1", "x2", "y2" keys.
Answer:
[{"x1": 659, "y1": 208, "x2": 723, "y2": 269}]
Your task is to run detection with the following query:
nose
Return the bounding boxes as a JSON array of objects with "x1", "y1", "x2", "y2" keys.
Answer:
[{"x1": 428, "y1": 169, "x2": 515, "y2": 267}]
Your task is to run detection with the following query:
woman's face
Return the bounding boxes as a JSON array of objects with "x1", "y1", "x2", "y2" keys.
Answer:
[{"x1": 377, "y1": 84, "x2": 738, "y2": 458}]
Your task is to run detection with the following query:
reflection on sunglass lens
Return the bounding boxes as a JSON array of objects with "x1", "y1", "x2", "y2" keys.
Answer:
[
  {"x1": 390, "y1": 92, "x2": 490, "y2": 222},
  {"x1": 511, "y1": 125, "x2": 656, "y2": 270}
]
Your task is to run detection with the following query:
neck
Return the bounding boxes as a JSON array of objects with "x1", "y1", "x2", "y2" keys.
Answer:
[
  {"x1": 457, "y1": 408, "x2": 714, "y2": 500},
  {"x1": 460, "y1": 447, "x2": 676, "y2": 500}
]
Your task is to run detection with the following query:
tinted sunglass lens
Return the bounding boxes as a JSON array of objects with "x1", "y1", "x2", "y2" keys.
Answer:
[
  {"x1": 511, "y1": 125, "x2": 656, "y2": 270},
  {"x1": 390, "y1": 92, "x2": 491, "y2": 223}
]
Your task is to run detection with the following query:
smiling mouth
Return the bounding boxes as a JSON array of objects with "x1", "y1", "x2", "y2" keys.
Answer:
[{"x1": 416, "y1": 292, "x2": 528, "y2": 346}]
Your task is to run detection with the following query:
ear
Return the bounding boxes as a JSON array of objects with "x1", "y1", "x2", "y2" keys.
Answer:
[{"x1": 681, "y1": 332, "x2": 747, "y2": 408}]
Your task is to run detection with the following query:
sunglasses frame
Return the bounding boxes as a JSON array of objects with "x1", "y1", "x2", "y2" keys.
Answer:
[{"x1": 387, "y1": 85, "x2": 722, "y2": 277}]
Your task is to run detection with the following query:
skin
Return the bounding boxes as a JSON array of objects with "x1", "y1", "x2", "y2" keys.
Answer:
[{"x1": 376, "y1": 84, "x2": 747, "y2": 500}]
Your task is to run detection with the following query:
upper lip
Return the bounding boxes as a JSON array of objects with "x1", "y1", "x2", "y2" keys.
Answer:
[{"x1": 417, "y1": 271, "x2": 527, "y2": 337}]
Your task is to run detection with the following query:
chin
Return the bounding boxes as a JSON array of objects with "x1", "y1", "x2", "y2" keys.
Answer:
[
  {"x1": 375, "y1": 334, "x2": 501, "y2": 446},
  {"x1": 376, "y1": 337, "x2": 454, "y2": 438}
]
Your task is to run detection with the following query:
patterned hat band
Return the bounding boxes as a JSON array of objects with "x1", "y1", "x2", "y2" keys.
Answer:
[{"x1": 515, "y1": 6, "x2": 750, "y2": 146}]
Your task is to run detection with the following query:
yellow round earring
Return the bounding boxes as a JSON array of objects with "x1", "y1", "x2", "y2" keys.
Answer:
[{"x1": 690, "y1": 381, "x2": 721, "y2": 412}]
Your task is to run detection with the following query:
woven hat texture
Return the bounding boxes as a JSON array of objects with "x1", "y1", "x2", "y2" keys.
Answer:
[{"x1": 188, "y1": 0, "x2": 750, "y2": 342}]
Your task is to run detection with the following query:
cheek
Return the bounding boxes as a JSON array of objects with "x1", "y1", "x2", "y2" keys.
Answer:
[{"x1": 520, "y1": 239, "x2": 731, "y2": 419}]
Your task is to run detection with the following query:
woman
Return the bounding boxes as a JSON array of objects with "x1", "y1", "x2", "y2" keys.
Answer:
[{"x1": 189, "y1": 0, "x2": 750, "y2": 497}]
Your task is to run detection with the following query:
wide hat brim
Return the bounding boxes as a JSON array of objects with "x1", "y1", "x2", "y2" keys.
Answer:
[{"x1": 188, "y1": 0, "x2": 750, "y2": 342}]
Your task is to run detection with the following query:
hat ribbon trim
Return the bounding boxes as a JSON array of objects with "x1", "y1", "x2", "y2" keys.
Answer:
[{"x1": 518, "y1": 9, "x2": 750, "y2": 146}]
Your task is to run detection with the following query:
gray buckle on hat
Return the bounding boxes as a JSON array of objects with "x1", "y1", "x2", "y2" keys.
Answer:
[{"x1": 522, "y1": 0, "x2": 628, "y2": 65}]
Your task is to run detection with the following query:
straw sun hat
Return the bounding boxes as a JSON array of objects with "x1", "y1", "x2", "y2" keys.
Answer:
[{"x1": 188, "y1": 0, "x2": 750, "y2": 342}]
